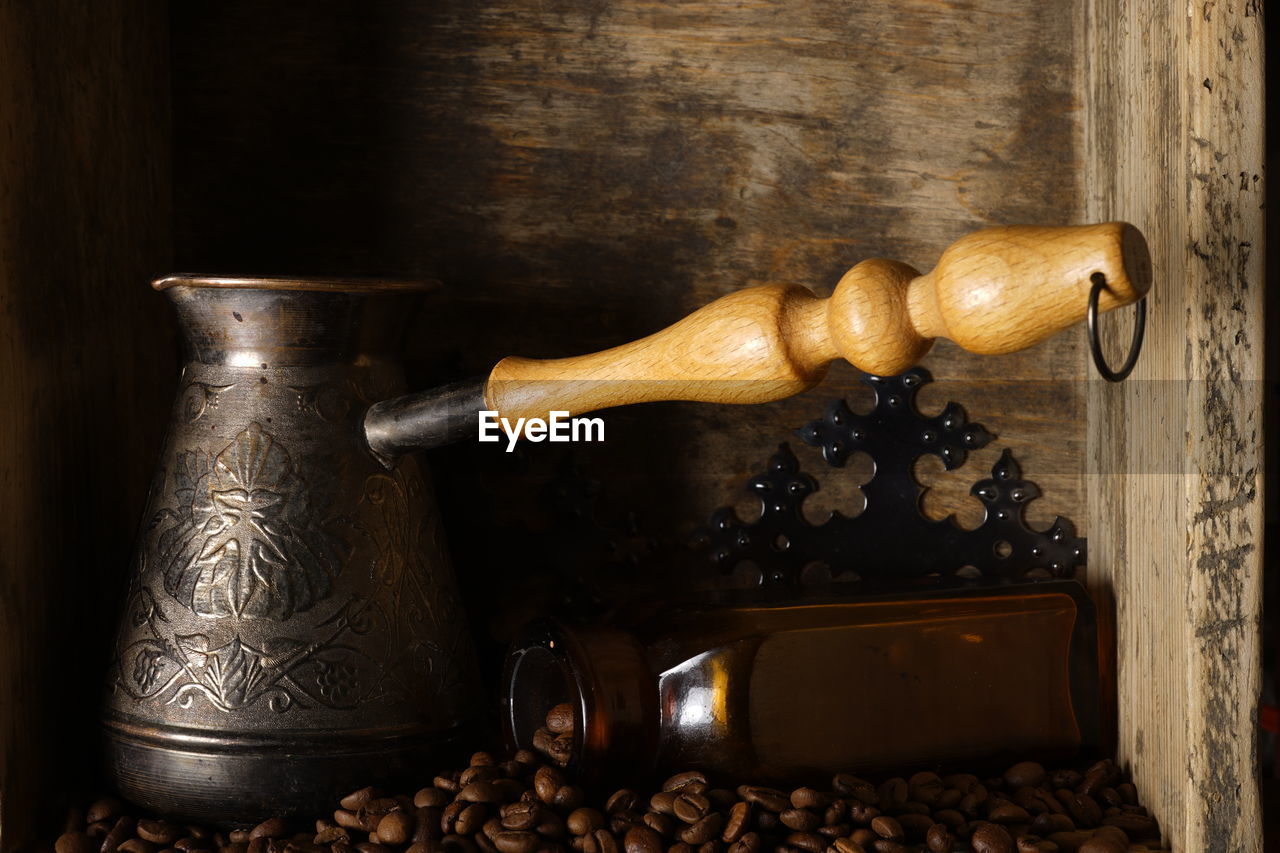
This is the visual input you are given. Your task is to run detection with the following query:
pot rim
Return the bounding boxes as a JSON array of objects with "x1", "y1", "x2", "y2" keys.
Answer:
[{"x1": 152, "y1": 273, "x2": 439, "y2": 293}]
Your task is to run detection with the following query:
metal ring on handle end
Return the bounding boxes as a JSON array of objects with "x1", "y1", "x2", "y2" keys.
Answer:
[{"x1": 1087, "y1": 271, "x2": 1146, "y2": 382}]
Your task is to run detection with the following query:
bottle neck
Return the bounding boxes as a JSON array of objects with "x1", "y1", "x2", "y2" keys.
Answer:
[{"x1": 503, "y1": 619, "x2": 657, "y2": 783}]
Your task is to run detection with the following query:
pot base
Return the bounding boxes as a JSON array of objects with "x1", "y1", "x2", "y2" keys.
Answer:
[{"x1": 104, "y1": 718, "x2": 471, "y2": 826}]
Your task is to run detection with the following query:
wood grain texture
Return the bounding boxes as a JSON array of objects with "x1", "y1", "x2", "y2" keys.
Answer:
[
  {"x1": 171, "y1": 0, "x2": 1088, "y2": 556},
  {"x1": 0, "y1": 3, "x2": 172, "y2": 849},
  {"x1": 485, "y1": 223, "x2": 1147, "y2": 422},
  {"x1": 1084, "y1": 0, "x2": 1265, "y2": 849}
]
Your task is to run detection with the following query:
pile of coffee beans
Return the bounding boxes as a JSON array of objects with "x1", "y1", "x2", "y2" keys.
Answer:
[{"x1": 54, "y1": 754, "x2": 1168, "y2": 853}]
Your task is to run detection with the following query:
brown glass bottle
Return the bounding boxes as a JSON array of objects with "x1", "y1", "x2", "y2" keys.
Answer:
[{"x1": 503, "y1": 579, "x2": 1099, "y2": 785}]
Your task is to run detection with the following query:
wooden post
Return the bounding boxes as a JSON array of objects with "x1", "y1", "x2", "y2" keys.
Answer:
[
  {"x1": 0, "y1": 3, "x2": 171, "y2": 849},
  {"x1": 1084, "y1": 0, "x2": 1264, "y2": 849}
]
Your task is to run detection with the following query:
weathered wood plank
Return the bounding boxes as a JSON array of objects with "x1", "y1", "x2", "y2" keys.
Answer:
[
  {"x1": 1084, "y1": 0, "x2": 1265, "y2": 848},
  {"x1": 0, "y1": 3, "x2": 172, "y2": 849},
  {"x1": 170, "y1": 0, "x2": 1087, "y2": 566}
]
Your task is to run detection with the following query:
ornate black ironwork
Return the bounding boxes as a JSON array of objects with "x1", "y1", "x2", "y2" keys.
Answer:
[{"x1": 695, "y1": 368, "x2": 1087, "y2": 587}]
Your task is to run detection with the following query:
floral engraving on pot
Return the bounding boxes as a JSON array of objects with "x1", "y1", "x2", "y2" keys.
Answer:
[
  {"x1": 181, "y1": 381, "x2": 236, "y2": 424},
  {"x1": 112, "y1": 593, "x2": 385, "y2": 713},
  {"x1": 154, "y1": 422, "x2": 348, "y2": 621}
]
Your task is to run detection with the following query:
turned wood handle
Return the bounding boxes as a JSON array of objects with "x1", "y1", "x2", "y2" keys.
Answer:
[{"x1": 484, "y1": 223, "x2": 1151, "y2": 422}]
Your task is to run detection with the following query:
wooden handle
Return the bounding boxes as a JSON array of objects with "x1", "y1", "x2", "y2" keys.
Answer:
[{"x1": 485, "y1": 222, "x2": 1151, "y2": 422}]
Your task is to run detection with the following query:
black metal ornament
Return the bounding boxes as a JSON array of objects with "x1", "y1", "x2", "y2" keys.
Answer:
[{"x1": 695, "y1": 368, "x2": 1087, "y2": 587}]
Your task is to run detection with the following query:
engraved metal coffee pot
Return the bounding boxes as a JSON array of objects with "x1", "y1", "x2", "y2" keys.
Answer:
[
  {"x1": 104, "y1": 278, "x2": 484, "y2": 825},
  {"x1": 104, "y1": 223, "x2": 1150, "y2": 824}
]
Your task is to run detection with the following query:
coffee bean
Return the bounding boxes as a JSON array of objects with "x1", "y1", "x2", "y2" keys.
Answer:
[
  {"x1": 102, "y1": 817, "x2": 137, "y2": 853},
  {"x1": 543, "y1": 703, "x2": 575, "y2": 734},
  {"x1": 606, "y1": 792, "x2": 639, "y2": 815},
  {"x1": 57, "y1": 832, "x2": 97, "y2": 853},
  {"x1": 138, "y1": 822, "x2": 184, "y2": 846},
  {"x1": 501, "y1": 803, "x2": 541, "y2": 833},
  {"x1": 547, "y1": 735, "x2": 575, "y2": 766},
  {"x1": 895, "y1": 814, "x2": 932, "y2": 838},
  {"x1": 931, "y1": 809, "x2": 964, "y2": 830},
  {"x1": 934, "y1": 789, "x2": 962, "y2": 811},
  {"x1": 727, "y1": 833, "x2": 760, "y2": 853},
  {"x1": 440, "y1": 835, "x2": 477, "y2": 853},
  {"x1": 1102, "y1": 811, "x2": 1158, "y2": 839},
  {"x1": 1030, "y1": 813, "x2": 1074, "y2": 836},
  {"x1": 482, "y1": 818, "x2": 505, "y2": 842},
  {"x1": 341, "y1": 790, "x2": 378, "y2": 812},
  {"x1": 1077, "y1": 827, "x2": 1127, "y2": 853},
  {"x1": 455, "y1": 805, "x2": 487, "y2": 837},
  {"x1": 86, "y1": 800, "x2": 126, "y2": 826},
  {"x1": 536, "y1": 812, "x2": 567, "y2": 841},
  {"x1": 868, "y1": 816, "x2": 903, "y2": 843},
  {"x1": 718, "y1": 805, "x2": 751, "y2": 846},
  {"x1": 624, "y1": 826, "x2": 663, "y2": 853},
  {"x1": 672, "y1": 795, "x2": 711, "y2": 825},
  {"x1": 736, "y1": 788, "x2": 789, "y2": 814},
  {"x1": 229, "y1": 834, "x2": 250, "y2": 846},
  {"x1": 831, "y1": 776, "x2": 876, "y2": 803},
  {"x1": 554, "y1": 787, "x2": 586, "y2": 812},
  {"x1": 969, "y1": 823, "x2": 1015, "y2": 853},
  {"x1": 668, "y1": 844, "x2": 695, "y2": 853},
  {"x1": 783, "y1": 832, "x2": 823, "y2": 853},
  {"x1": 249, "y1": 821, "x2": 288, "y2": 842},
  {"x1": 459, "y1": 784, "x2": 502, "y2": 805},
  {"x1": 848, "y1": 830, "x2": 877, "y2": 847},
  {"x1": 831, "y1": 839, "x2": 866, "y2": 853},
  {"x1": 119, "y1": 841, "x2": 156, "y2": 853},
  {"x1": 407, "y1": 844, "x2": 445, "y2": 853},
  {"x1": 1059, "y1": 794, "x2": 1101, "y2": 829},
  {"x1": 987, "y1": 803, "x2": 1031, "y2": 825},
  {"x1": 1003, "y1": 763, "x2": 1047, "y2": 791},
  {"x1": 641, "y1": 814, "x2": 672, "y2": 837},
  {"x1": 533, "y1": 769, "x2": 564, "y2": 805},
  {"x1": 781, "y1": 810, "x2": 822, "y2": 834},
  {"x1": 868, "y1": 841, "x2": 906, "y2": 853},
  {"x1": 661, "y1": 773, "x2": 709, "y2": 794},
  {"x1": 649, "y1": 794, "x2": 677, "y2": 817},
  {"x1": 677, "y1": 815, "x2": 721, "y2": 846},
  {"x1": 461, "y1": 767, "x2": 503, "y2": 787},
  {"x1": 907, "y1": 774, "x2": 943, "y2": 808},
  {"x1": 376, "y1": 813, "x2": 414, "y2": 845},
  {"x1": 567, "y1": 810, "x2": 605, "y2": 837},
  {"x1": 924, "y1": 824, "x2": 951, "y2": 853},
  {"x1": 1015, "y1": 837, "x2": 1057, "y2": 853},
  {"x1": 591, "y1": 830, "x2": 619, "y2": 853},
  {"x1": 175, "y1": 838, "x2": 212, "y2": 851},
  {"x1": 875, "y1": 781, "x2": 907, "y2": 813},
  {"x1": 314, "y1": 828, "x2": 349, "y2": 845},
  {"x1": 820, "y1": 802, "x2": 847, "y2": 827},
  {"x1": 492, "y1": 832, "x2": 539, "y2": 853}
]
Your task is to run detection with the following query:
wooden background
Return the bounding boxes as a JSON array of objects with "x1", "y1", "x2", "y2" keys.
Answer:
[
  {"x1": 0, "y1": 2, "x2": 173, "y2": 849},
  {"x1": 169, "y1": 0, "x2": 1089, "y2": 567},
  {"x1": 1084, "y1": 0, "x2": 1265, "y2": 849}
]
